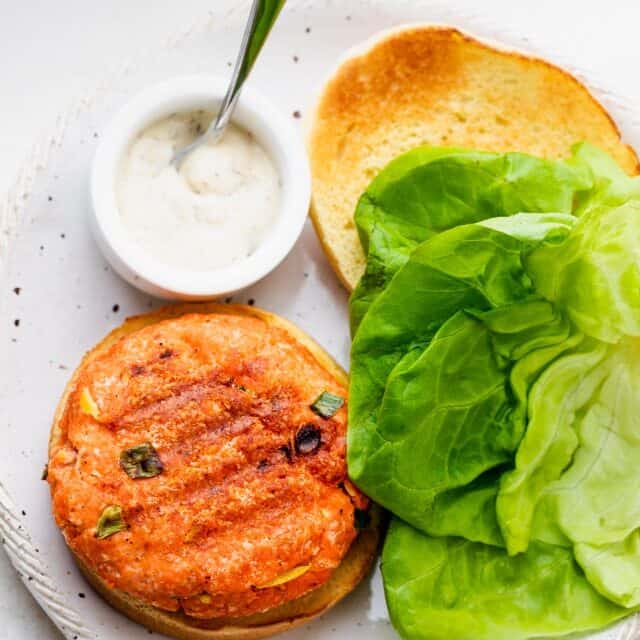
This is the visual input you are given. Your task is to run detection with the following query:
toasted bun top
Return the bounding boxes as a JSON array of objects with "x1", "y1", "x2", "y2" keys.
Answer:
[
  {"x1": 308, "y1": 25, "x2": 639, "y2": 290},
  {"x1": 49, "y1": 304, "x2": 366, "y2": 621}
]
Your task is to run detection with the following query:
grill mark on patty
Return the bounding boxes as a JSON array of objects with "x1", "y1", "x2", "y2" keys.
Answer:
[
  {"x1": 84, "y1": 324, "x2": 279, "y2": 425},
  {"x1": 174, "y1": 467, "x2": 332, "y2": 543},
  {"x1": 106, "y1": 370, "x2": 341, "y2": 480},
  {"x1": 109, "y1": 372, "x2": 238, "y2": 427},
  {"x1": 123, "y1": 433, "x2": 338, "y2": 532},
  {"x1": 120, "y1": 452, "x2": 307, "y2": 527},
  {"x1": 109, "y1": 372, "x2": 297, "y2": 431}
]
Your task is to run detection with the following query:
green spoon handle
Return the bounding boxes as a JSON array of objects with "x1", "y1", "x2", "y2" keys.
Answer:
[{"x1": 214, "y1": 0, "x2": 286, "y2": 135}]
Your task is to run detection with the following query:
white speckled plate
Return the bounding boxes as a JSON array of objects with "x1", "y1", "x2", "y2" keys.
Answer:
[{"x1": 1, "y1": 1, "x2": 640, "y2": 639}]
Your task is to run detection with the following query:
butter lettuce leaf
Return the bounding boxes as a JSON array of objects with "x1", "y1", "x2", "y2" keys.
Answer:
[
  {"x1": 349, "y1": 214, "x2": 576, "y2": 537},
  {"x1": 576, "y1": 533, "x2": 640, "y2": 608},
  {"x1": 529, "y1": 200, "x2": 640, "y2": 343},
  {"x1": 383, "y1": 519, "x2": 632, "y2": 640},
  {"x1": 496, "y1": 338, "x2": 610, "y2": 554},
  {"x1": 348, "y1": 143, "x2": 640, "y2": 638}
]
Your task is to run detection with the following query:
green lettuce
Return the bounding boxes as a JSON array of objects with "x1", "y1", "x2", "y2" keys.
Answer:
[
  {"x1": 348, "y1": 143, "x2": 640, "y2": 638},
  {"x1": 383, "y1": 519, "x2": 630, "y2": 640},
  {"x1": 350, "y1": 147, "x2": 593, "y2": 331}
]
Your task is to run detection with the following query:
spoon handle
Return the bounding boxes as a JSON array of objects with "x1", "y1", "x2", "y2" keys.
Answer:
[{"x1": 211, "y1": 0, "x2": 286, "y2": 138}]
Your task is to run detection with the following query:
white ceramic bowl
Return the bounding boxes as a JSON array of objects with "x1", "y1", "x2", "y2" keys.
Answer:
[{"x1": 90, "y1": 75, "x2": 311, "y2": 300}]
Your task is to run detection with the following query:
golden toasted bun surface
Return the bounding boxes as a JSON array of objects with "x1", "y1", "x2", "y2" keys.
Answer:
[
  {"x1": 49, "y1": 303, "x2": 380, "y2": 639},
  {"x1": 308, "y1": 25, "x2": 639, "y2": 290}
]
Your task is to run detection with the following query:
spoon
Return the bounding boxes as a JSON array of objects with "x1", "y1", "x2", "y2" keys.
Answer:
[{"x1": 171, "y1": 0, "x2": 286, "y2": 168}]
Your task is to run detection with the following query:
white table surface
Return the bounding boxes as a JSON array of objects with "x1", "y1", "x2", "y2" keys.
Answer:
[{"x1": 2, "y1": 0, "x2": 640, "y2": 637}]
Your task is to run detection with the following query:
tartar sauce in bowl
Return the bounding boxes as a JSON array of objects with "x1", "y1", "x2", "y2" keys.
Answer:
[
  {"x1": 91, "y1": 75, "x2": 310, "y2": 300},
  {"x1": 116, "y1": 111, "x2": 281, "y2": 271}
]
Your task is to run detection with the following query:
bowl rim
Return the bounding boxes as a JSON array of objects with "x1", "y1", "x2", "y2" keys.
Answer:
[{"x1": 90, "y1": 74, "x2": 311, "y2": 299}]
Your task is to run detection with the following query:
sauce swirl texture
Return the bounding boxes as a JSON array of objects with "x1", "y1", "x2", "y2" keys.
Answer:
[{"x1": 117, "y1": 112, "x2": 281, "y2": 271}]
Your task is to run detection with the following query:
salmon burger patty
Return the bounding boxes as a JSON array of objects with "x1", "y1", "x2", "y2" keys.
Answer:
[{"x1": 48, "y1": 306, "x2": 368, "y2": 620}]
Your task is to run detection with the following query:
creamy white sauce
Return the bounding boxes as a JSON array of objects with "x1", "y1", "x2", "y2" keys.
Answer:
[{"x1": 116, "y1": 111, "x2": 281, "y2": 271}]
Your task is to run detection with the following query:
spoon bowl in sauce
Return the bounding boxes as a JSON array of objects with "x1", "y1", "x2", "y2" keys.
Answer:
[
  {"x1": 171, "y1": 0, "x2": 286, "y2": 169},
  {"x1": 90, "y1": 74, "x2": 310, "y2": 300}
]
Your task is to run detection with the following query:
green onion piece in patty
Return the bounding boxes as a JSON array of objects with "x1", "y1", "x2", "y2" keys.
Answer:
[
  {"x1": 310, "y1": 391, "x2": 345, "y2": 418},
  {"x1": 120, "y1": 443, "x2": 163, "y2": 479},
  {"x1": 95, "y1": 505, "x2": 127, "y2": 539}
]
